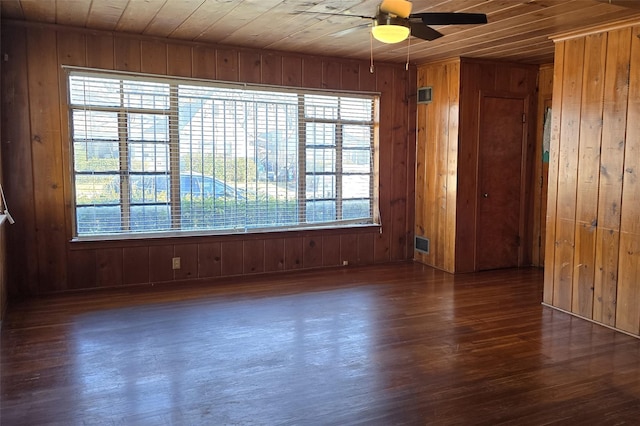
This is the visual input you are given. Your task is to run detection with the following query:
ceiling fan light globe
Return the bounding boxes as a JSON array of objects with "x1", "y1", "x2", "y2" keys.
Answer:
[{"x1": 372, "y1": 24, "x2": 410, "y2": 43}]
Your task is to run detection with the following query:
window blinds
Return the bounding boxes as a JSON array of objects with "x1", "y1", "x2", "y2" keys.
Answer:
[{"x1": 68, "y1": 69, "x2": 379, "y2": 238}]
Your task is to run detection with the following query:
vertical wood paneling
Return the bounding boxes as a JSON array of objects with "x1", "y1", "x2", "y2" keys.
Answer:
[
  {"x1": 2, "y1": 16, "x2": 6, "y2": 322},
  {"x1": 545, "y1": 23, "x2": 640, "y2": 338},
  {"x1": 616, "y1": 25, "x2": 640, "y2": 335},
  {"x1": 341, "y1": 62, "x2": 359, "y2": 90},
  {"x1": 552, "y1": 37, "x2": 585, "y2": 311},
  {"x1": 27, "y1": 27, "x2": 68, "y2": 293},
  {"x1": 57, "y1": 31, "x2": 86, "y2": 240},
  {"x1": 544, "y1": 42, "x2": 566, "y2": 306},
  {"x1": 123, "y1": 246, "x2": 149, "y2": 285},
  {"x1": 340, "y1": 234, "x2": 358, "y2": 265},
  {"x1": 301, "y1": 57, "x2": 322, "y2": 89},
  {"x1": 264, "y1": 238, "x2": 285, "y2": 272},
  {"x1": 149, "y1": 245, "x2": 174, "y2": 282},
  {"x1": 522, "y1": 76, "x2": 539, "y2": 268},
  {"x1": 221, "y1": 241, "x2": 243, "y2": 276},
  {"x1": 376, "y1": 65, "x2": 395, "y2": 262},
  {"x1": 444, "y1": 61, "x2": 459, "y2": 273},
  {"x1": 284, "y1": 237, "x2": 303, "y2": 270},
  {"x1": 57, "y1": 31, "x2": 86, "y2": 66},
  {"x1": 174, "y1": 244, "x2": 197, "y2": 280},
  {"x1": 390, "y1": 67, "x2": 409, "y2": 261},
  {"x1": 617, "y1": 233, "x2": 640, "y2": 333},
  {"x1": 414, "y1": 65, "x2": 428, "y2": 264},
  {"x1": 358, "y1": 233, "x2": 375, "y2": 265},
  {"x1": 198, "y1": 242, "x2": 221, "y2": 278},
  {"x1": 141, "y1": 40, "x2": 167, "y2": 74},
  {"x1": 593, "y1": 28, "x2": 631, "y2": 325},
  {"x1": 86, "y1": 33, "x2": 114, "y2": 69},
  {"x1": 261, "y1": 53, "x2": 282, "y2": 86},
  {"x1": 192, "y1": 45, "x2": 216, "y2": 80},
  {"x1": 303, "y1": 236, "x2": 322, "y2": 268},
  {"x1": 96, "y1": 248, "x2": 123, "y2": 287},
  {"x1": 68, "y1": 249, "x2": 96, "y2": 290},
  {"x1": 374, "y1": 232, "x2": 391, "y2": 263},
  {"x1": 217, "y1": 48, "x2": 239, "y2": 82},
  {"x1": 282, "y1": 56, "x2": 302, "y2": 87},
  {"x1": 406, "y1": 66, "x2": 417, "y2": 259},
  {"x1": 243, "y1": 239, "x2": 265, "y2": 274},
  {"x1": 114, "y1": 36, "x2": 141, "y2": 72},
  {"x1": 360, "y1": 64, "x2": 376, "y2": 91},
  {"x1": 416, "y1": 58, "x2": 537, "y2": 273},
  {"x1": 455, "y1": 61, "x2": 480, "y2": 273},
  {"x1": 322, "y1": 235, "x2": 341, "y2": 267},
  {"x1": 323, "y1": 61, "x2": 341, "y2": 90},
  {"x1": 571, "y1": 32, "x2": 607, "y2": 318},
  {"x1": 415, "y1": 60, "x2": 460, "y2": 272},
  {"x1": 532, "y1": 64, "x2": 554, "y2": 267},
  {"x1": 3, "y1": 22, "x2": 414, "y2": 297},
  {"x1": 239, "y1": 51, "x2": 261, "y2": 84},
  {"x1": 1, "y1": 25, "x2": 38, "y2": 295},
  {"x1": 167, "y1": 44, "x2": 191, "y2": 77}
]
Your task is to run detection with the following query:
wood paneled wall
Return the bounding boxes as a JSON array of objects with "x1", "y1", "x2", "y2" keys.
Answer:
[
  {"x1": 544, "y1": 22, "x2": 640, "y2": 337},
  {"x1": 0, "y1": 17, "x2": 5, "y2": 321},
  {"x1": 415, "y1": 58, "x2": 538, "y2": 273},
  {"x1": 532, "y1": 64, "x2": 554, "y2": 267},
  {"x1": 0, "y1": 21, "x2": 416, "y2": 296},
  {"x1": 415, "y1": 59, "x2": 460, "y2": 273}
]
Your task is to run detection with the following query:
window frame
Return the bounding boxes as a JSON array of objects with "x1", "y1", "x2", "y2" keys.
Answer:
[{"x1": 66, "y1": 67, "x2": 381, "y2": 241}]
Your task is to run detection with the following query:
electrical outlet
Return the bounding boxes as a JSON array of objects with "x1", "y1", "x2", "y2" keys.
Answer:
[
  {"x1": 342, "y1": 260, "x2": 349, "y2": 266},
  {"x1": 172, "y1": 257, "x2": 181, "y2": 270}
]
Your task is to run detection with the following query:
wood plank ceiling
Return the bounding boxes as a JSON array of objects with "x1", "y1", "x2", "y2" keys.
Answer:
[{"x1": 2, "y1": 0, "x2": 640, "y2": 64}]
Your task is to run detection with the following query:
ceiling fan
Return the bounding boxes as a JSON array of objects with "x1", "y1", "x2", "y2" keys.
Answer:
[{"x1": 314, "y1": 0, "x2": 488, "y2": 44}]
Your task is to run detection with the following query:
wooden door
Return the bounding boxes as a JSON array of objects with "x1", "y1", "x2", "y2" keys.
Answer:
[{"x1": 476, "y1": 95, "x2": 527, "y2": 270}]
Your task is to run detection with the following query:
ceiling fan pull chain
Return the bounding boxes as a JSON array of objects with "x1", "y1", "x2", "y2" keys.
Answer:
[
  {"x1": 370, "y1": 30, "x2": 375, "y2": 73},
  {"x1": 406, "y1": 36, "x2": 411, "y2": 71}
]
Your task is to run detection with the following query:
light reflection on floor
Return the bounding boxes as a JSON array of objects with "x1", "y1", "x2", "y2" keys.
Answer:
[{"x1": 72, "y1": 288, "x2": 378, "y2": 423}]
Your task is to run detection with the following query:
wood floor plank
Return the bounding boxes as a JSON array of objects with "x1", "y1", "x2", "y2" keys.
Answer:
[{"x1": 2, "y1": 263, "x2": 640, "y2": 424}]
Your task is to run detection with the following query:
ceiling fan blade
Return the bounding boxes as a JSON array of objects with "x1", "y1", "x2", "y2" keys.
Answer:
[
  {"x1": 293, "y1": 10, "x2": 372, "y2": 19},
  {"x1": 410, "y1": 22, "x2": 443, "y2": 41},
  {"x1": 330, "y1": 23, "x2": 371, "y2": 38},
  {"x1": 410, "y1": 12, "x2": 487, "y2": 25},
  {"x1": 380, "y1": 0, "x2": 413, "y2": 18}
]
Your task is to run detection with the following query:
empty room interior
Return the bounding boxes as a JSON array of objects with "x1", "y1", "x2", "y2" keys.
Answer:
[{"x1": 2, "y1": 0, "x2": 640, "y2": 424}]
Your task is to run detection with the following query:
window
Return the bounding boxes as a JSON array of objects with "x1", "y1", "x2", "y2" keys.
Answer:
[{"x1": 68, "y1": 69, "x2": 379, "y2": 238}]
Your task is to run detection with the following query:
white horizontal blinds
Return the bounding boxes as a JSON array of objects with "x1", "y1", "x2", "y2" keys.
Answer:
[
  {"x1": 302, "y1": 95, "x2": 375, "y2": 225},
  {"x1": 70, "y1": 73, "x2": 175, "y2": 235},
  {"x1": 178, "y1": 86, "x2": 300, "y2": 231},
  {"x1": 69, "y1": 69, "x2": 377, "y2": 237}
]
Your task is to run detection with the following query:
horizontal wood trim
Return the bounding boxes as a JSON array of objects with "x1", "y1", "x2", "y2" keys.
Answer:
[
  {"x1": 550, "y1": 17, "x2": 640, "y2": 42},
  {"x1": 68, "y1": 225, "x2": 384, "y2": 250}
]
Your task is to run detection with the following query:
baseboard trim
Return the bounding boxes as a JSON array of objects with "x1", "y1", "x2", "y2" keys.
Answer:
[{"x1": 541, "y1": 302, "x2": 640, "y2": 340}]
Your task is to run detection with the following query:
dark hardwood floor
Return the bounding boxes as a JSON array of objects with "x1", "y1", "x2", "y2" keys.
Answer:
[{"x1": 2, "y1": 262, "x2": 640, "y2": 425}]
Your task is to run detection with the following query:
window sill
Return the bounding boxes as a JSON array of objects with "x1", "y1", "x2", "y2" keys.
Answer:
[{"x1": 69, "y1": 223, "x2": 383, "y2": 248}]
